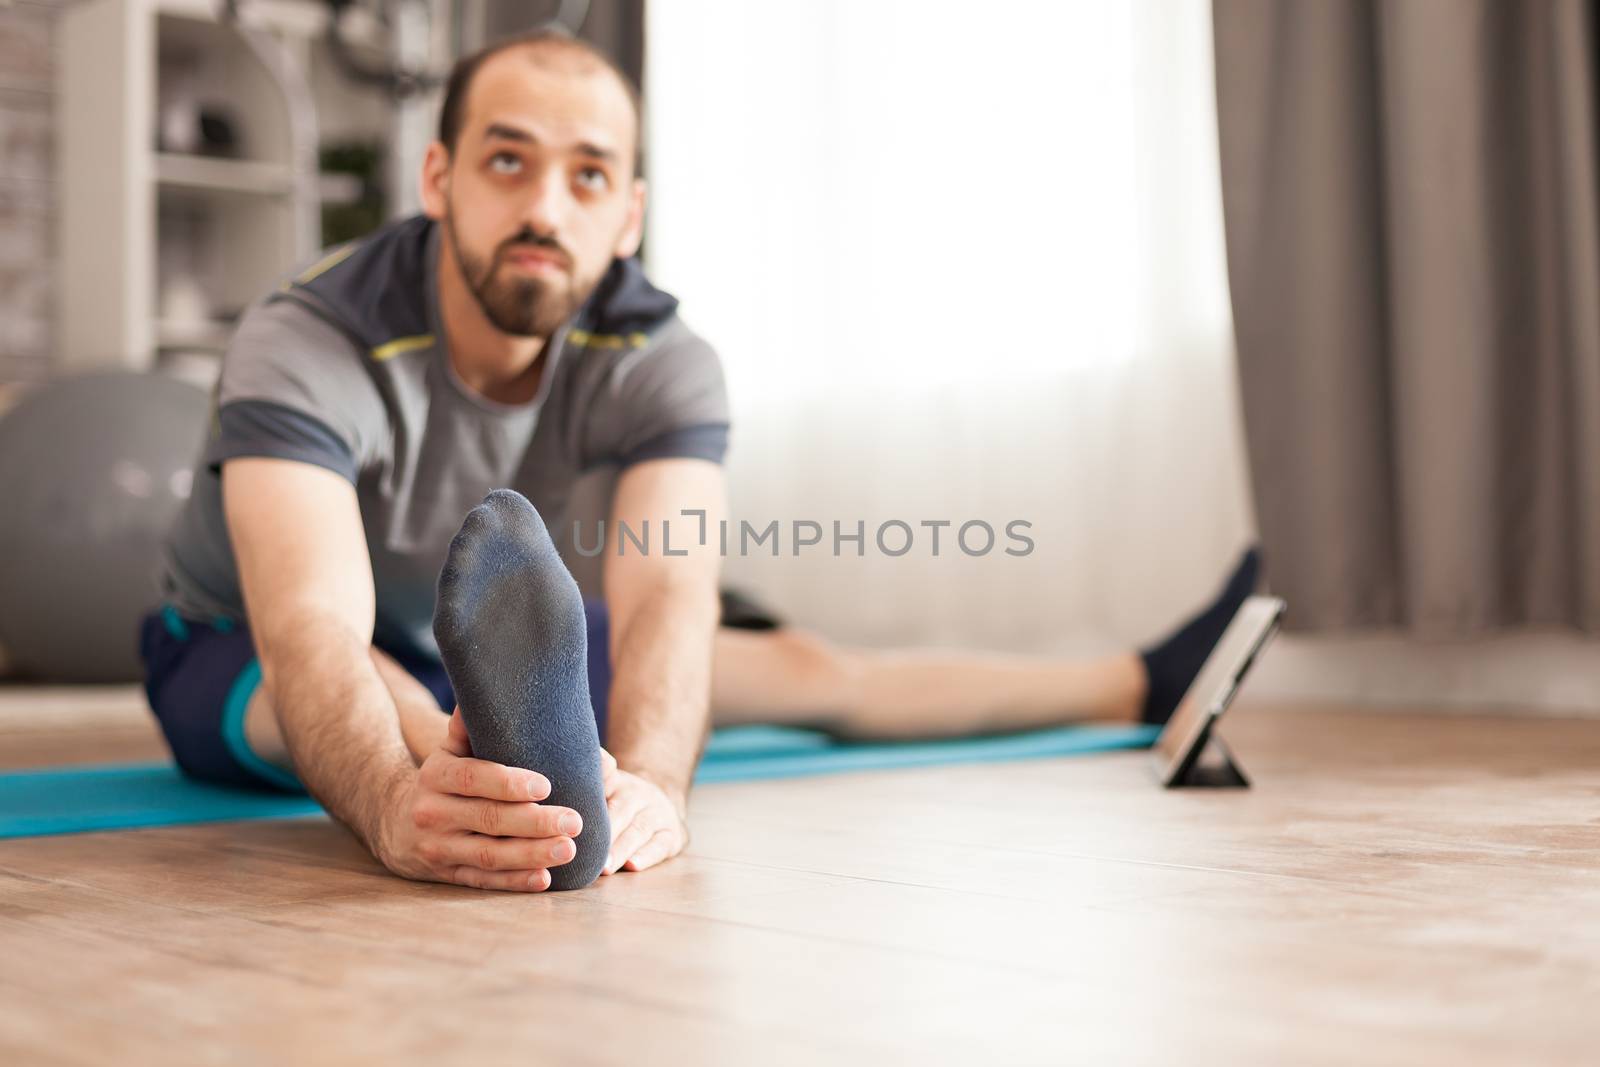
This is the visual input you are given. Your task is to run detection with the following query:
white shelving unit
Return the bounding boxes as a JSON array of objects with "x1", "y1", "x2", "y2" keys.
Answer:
[{"x1": 55, "y1": 0, "x2": 405, "y2": 373}]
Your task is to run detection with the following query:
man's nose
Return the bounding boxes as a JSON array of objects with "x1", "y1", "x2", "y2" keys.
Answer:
[{"x1": 521, "y1": 165, "x2": 573, "y2": 238}]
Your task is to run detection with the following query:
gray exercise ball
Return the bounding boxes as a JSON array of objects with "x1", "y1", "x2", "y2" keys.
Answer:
[{"x1": 0, "y1": 371, "x2": 209, "y2": 682}]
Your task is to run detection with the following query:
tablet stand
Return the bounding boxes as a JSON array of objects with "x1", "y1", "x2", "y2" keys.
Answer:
[{"x1": 1169, "y1": 717, "x2": 1250, "y2": 788}]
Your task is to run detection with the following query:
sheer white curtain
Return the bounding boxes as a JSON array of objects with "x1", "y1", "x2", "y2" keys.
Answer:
[{"x1": 645, "y1": 0, "x2": 1255, "y2": 654}]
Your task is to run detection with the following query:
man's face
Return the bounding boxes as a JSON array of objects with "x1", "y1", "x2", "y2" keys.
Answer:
[{"x1": 433, "y1": 50, "x2": 641, "y2": 338}]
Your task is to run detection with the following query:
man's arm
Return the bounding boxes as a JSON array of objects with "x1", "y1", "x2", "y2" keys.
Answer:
[
  {"x1": 223, "y1": 457, "x2": 585, "y2": 891},
  {"x1": 600, "y1": 456, "x2": 727, "y2": 873}
]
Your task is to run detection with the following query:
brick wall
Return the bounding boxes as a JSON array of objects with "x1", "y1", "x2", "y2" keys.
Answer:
[{"x1": 0, "y1": 0, "x2": 58, "y2": 385}]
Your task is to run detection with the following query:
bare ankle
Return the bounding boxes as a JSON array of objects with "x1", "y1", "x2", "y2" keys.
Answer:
[{"x1": 1122, "y1": 652, "x2": 1150, "y2": 722}]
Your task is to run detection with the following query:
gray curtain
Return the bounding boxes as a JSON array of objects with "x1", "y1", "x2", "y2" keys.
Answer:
[{"x1": 1214, "y1": 0, "x2": 1600, "y2": 634}]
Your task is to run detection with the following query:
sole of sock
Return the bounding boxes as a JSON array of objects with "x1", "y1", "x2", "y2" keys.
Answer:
[{"x1": 433, "y1": 489, "x2": 610, "y2": 891}]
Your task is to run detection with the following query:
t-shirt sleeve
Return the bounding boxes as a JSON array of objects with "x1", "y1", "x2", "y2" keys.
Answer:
[
  {"x1": 204, "y1": 298, "x2": 385, "y2": 483},
  {"x1": 597, "y1": 324, "x2": 732, "y2": 468}
]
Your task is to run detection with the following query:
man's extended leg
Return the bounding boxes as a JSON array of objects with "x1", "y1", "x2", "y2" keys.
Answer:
[
  {"x1": 710, "y1": 628, "x2": 1146, "y2": 739},
  {"x1": 708, "y1": 548, "x2": 1260, "y2": 739}
]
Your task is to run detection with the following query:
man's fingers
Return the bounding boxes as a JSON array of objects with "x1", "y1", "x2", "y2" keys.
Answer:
[
  {"x1": 623, "y1": 828, "x2": 680, "y2": 873},
  {"x1": 606, "y1": 816, "x2": 655, "y2": 875},
  {"x1": 606, "y1": 787, "x2": 647, "y2": 846},
  {"x1": 600, "y1": 748, "x2": 618, "y2": 790},
  {"x1": 442, "y1": 708, "x2": 472, "y2": 758},
  {"x1": 448, "y1": 866, "x2": 553, "y2": 893},
  {"x1": 432, "y1": 832, "x2": 578, "y2": 872},
  {"x1": 419, "y1": 794, "x2": 581, "y2": 839},
  {"x1": 427, "y1": 753, "x2": 550, "y2": 802}
]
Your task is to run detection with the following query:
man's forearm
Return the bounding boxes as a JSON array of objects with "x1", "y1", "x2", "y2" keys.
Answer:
[
  {"x1": 603, "y1": 580, "x2": 719, "y2": 801},
  {"x1": 255, "y1": 610, "x2": 415, "y2": 856}
]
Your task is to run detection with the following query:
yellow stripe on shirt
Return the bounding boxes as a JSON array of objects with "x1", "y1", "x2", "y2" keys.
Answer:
[
  {"x1": 371, "y1": 334, "x2": 436, "y2": 362},
  {"x1": 567, "y1": 328, "x2": 649, "y2": 350},
  {"x1": 295, "y1": 244, "x2": 360, "y2": 284}
]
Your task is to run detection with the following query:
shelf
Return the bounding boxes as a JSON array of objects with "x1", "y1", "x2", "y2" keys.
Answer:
[{"x1": 155, "y1": 152, "x2": 296, "y2": 196}]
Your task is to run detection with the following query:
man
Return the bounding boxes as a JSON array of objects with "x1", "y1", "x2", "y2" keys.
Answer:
[{"x1": 141, "y1": 30, "x2": 1259, "y2": 894}]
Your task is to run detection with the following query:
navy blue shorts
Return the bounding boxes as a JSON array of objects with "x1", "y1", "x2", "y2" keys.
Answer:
[{"x1": 137, "y1": 601, "x2": 614, "y2": 793}]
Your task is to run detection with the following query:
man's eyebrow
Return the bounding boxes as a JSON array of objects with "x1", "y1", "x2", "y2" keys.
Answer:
[
  {"x1": 574, "y1": 142, "x2": 620, "y2": 164},
  {"x1": 481, "y1": 123, "x2": 619, "y2": 163},
  {"x1": 483, "y1": 122, "x2": 537, "y2": 145}
]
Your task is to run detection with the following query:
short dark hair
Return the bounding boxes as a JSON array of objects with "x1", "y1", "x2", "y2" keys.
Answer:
[{"x1": 435, "y1": 29, "x2": 643, "y2": 170}]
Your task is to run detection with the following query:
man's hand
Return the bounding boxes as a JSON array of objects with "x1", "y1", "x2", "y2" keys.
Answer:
[
  {"x1": 600, "y1": 760, "x2": 689, "y2": 876},
  {"x1": 376, "y1": 710, "x2": 585, "y2": 892}
]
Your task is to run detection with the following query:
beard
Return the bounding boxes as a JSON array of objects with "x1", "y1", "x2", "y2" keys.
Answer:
[{"x1": 445, "y1": 203, "x2": 600, "y2": 338}]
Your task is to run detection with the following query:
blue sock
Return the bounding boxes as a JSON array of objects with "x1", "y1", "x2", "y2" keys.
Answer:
[
  {"x1": 1138, "y1": 547, "x2": 1262, "y2": 725},
  {"x1": 432, "y1": 489, "x2": 610, "y2": 891}
]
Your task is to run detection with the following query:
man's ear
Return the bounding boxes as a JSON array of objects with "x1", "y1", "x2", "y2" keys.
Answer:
[
  {"x1": 613, "y1": 177, "x2": 647, "y2": 259},
  {"x1": 419, "y1": 141, "x2": 450, "y2": 221}
]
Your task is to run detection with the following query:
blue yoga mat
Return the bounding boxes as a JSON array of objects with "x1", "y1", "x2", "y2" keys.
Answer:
[{"x1": 0, "y1": 722, "x2": 1158, "y2": 839}]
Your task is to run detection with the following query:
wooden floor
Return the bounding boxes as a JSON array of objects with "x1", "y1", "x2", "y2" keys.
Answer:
[{"x1": 0, "y1": 689, "x2": 1596, "y2": 1066}]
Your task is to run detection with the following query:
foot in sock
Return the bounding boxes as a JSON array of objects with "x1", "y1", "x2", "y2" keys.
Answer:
[
  {"x1": 1137, "y1": 547, "x2": 1262, "y2": 725},
  {"x1": 433, "y1": 489, "x2": 610, "y2": 891}
]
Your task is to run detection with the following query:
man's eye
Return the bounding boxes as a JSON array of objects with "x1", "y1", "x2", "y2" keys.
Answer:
[
  {"x1": 489, "y1": 153, "x2": 522, "y2": 174},
  {"x1": 576, "y1": 167, "x2": 610, "y2": 192}
]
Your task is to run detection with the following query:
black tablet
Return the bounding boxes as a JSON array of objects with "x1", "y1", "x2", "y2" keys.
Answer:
[{"x1": 1151, "y1": 595, "x2": 1286, "y2": 788}]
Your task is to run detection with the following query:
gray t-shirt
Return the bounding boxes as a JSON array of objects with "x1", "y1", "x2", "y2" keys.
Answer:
[{"x1": 160, "y1": 214, "x2": 730, "y2": 659}]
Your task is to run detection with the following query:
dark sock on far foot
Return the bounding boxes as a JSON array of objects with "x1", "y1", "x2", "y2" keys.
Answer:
[
  {"x1": 1138, "y1": 547, "x2": 1262, "y2": 726},
  {"x1": 433, "y1": 489, "x2": 610, "y2": 891}
]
